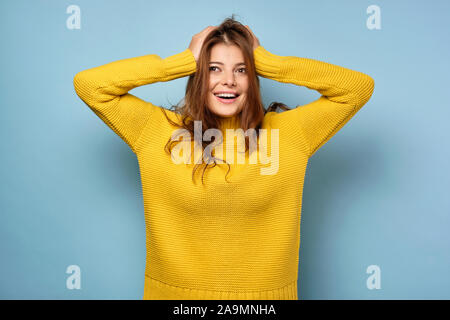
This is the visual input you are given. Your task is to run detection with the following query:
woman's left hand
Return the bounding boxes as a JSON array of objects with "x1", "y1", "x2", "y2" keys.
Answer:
[{"x1": 245, "y1": 25, "x2": 260, "y2": 51}]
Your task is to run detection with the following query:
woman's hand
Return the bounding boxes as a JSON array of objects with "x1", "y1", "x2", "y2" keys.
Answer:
[
  {"x1": 188, "y1": 26, "x2": 217, "y2": 63},
  {"x1": 244, "y1": 25, "x2": 260, "y2": 51}
]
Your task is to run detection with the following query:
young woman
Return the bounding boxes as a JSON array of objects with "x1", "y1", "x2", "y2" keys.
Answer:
[{"x1": 73, "y1": 16, "x2": 374, "y2": 300}]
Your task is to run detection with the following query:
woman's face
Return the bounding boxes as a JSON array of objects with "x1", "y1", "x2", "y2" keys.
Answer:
[{"x1": 207, "y1": 43, "x2": 249, "y2": 118}]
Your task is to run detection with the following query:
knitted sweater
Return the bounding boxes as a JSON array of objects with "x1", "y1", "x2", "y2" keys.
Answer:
[{"x1": 73, "y1": 45, "x2": 374, "y2": 300}]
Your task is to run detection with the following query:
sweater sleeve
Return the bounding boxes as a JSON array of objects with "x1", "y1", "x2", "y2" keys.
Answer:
[
  {"x1": 253, "y1": 45, "x2": 375, "y2": 158},
  {"x1": 73, "y1": 48, "x2": 197, "y2": 154}
]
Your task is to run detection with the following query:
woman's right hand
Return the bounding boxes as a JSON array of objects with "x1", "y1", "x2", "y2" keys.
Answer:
[{"x1": 188, "y1": 26, "x2": 217, "y2": 63}]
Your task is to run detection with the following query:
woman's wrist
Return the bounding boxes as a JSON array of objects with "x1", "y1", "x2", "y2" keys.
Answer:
[
  {"x1": 162, "y1": 48, "x2": 197, "y2": 79},
  {"x1": 253, "y1": 45, "x2": 286, "y2": 78}
]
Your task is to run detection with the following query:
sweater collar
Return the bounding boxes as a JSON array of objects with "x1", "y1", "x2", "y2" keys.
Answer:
[
  {"x1": 218, "y1": 115, "x2": 241, "y2": 131},
  {"x1": 216, "y1": 115, "x2": 247, "y2": 151}
]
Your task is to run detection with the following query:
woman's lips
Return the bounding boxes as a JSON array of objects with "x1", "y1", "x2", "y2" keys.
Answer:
[{"x1": 214, "y1": 94, "x2": 239, "y2": 104}]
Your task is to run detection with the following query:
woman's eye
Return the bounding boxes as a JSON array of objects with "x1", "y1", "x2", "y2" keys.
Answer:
[{"x1": 209, "y1": 66, "x2": 246, "y2": 73}]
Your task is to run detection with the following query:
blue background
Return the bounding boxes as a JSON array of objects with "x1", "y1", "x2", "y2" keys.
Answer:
[{"x1": 1, "y1": 0, "x2": 449, "y2": 299}]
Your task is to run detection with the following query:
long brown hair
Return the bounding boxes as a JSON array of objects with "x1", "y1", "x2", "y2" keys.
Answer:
[{"x1": 161, "y1": 15, "x2": 290, "y2": 185}]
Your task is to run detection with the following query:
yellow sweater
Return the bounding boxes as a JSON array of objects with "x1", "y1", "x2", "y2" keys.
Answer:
[{"x1": 73, "y1": 45, "x2": 374, "y2": 300}]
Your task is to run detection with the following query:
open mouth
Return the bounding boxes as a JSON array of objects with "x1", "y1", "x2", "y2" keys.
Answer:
[{"x1": 213, "y1": 93, "x2": 240, "y2": 104}]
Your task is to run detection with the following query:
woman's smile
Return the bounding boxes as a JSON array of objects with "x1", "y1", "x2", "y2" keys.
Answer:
[{"x1": 213, "y1": 92, "x2": 240, "y2": 104}]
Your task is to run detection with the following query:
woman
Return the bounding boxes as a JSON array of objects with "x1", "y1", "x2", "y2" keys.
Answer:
[{"x1": 73, "y1": 16, "x2": 374, "y2": 300}]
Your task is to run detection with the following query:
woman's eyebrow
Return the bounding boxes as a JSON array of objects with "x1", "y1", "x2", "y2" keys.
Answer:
[{"x1": 209, "y1": 61, "x2": 246, "y2": 66}]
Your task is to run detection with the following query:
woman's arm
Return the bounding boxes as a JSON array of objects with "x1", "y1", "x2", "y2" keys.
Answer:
[
  {"x1": 73, "y1": 49, "x2": 197, "y2": 153},
  {"x1": 253, "y1": 45, "x2": 375, "y2": 158}
]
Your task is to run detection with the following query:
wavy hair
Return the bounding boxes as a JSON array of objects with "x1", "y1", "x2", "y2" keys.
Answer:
[{"x1": 161, "y1": 14, "x2": 290, "y2": 185}]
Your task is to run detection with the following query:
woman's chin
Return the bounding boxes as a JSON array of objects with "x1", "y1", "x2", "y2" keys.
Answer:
[{"x1": 211, "y1": 107, "x2": 239, "y2": 118}]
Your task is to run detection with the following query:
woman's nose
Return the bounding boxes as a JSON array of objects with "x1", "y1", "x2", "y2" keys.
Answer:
[{"x1": 222, "y1": 71, "x2": 236, "y2": 86}]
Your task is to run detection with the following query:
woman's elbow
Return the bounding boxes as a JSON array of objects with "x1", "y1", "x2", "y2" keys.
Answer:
[
  {"x1": 358, "y1": 73, "x2": 375, "y2": 107},
  {"x1": 73, "y1": 71, "x2": 96, "y2": 106}
]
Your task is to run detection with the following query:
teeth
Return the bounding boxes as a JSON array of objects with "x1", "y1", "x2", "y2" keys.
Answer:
[{"x1": 215, "y1": 93, "x2": 237, "y2": 98}]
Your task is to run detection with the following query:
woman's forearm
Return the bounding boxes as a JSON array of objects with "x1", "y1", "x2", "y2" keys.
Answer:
[
  {"x1": 253, "y1": 45, "x2": 374, "y2": 108},
  {"x1": 253, "y1": 45, "x2": 375, "y2": 158},
  {"x1": 73, "y1": 49, "x2": 197, "y2": 108},
  {"x1": 73, "y1": 48, "x2": 197, "y2": 153}
]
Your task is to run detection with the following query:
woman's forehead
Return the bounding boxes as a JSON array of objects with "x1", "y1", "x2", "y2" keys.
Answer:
[{"x1": 210, "y1": 43, "x2": 245, "y2": 63}]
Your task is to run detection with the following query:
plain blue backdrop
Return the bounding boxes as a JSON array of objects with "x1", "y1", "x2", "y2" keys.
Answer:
[{"x1": 1, "y1": 0, "x2": 449, "y2": 299}]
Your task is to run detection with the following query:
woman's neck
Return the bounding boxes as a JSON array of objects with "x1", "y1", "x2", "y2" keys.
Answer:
[{"x1": 218, "y1": 114, "x2": 241, "y2": 131}]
